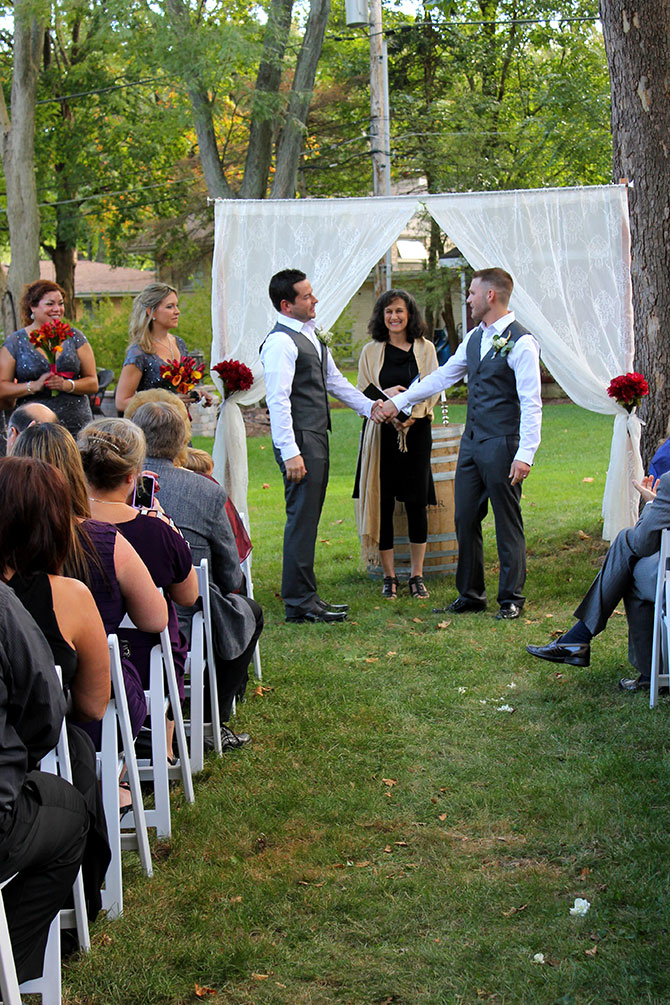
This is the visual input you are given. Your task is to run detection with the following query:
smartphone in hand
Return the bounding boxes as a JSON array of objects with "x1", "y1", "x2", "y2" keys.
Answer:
[{"x1": 132, "y1": 474, "x2": 157, "y2": 509}]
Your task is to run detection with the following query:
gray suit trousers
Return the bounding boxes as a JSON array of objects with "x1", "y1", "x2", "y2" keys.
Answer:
[
  {"x1": 274, "y1": 429, "x2": 329, "y2": 616},
  {"x1": 574, "y1": 527, "x2": 659, "y2": 678}
]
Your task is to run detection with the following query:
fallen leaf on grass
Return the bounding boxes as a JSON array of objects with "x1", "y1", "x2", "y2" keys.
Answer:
[
  {"x1": 253, "y1": 685, "x2": 274, "y2": 697},
  {"x1": 382, "y1": 778, "x2": 397, "y2": 786},
  {"x1": 384, "y1": 845, "x2": 393, "y2": 853},
  {"x1": 384, "y1": 791, "x2": 393, "y2": 798},
  {"x1": 262, "y1": 483, "x2": 270, "y2": 489},
  {"x1": 436, "y1": 620, "x2": 451, "y2": 629},
  {"x1": 582, "y1": 477, "x2": 594, "y2": 483},
  {"x1": 195, "y1": 984, "x2": 217, "y2": 997},
  {"x1": 355, "y1": 861, "x2": 371, "y2": 867},
  {"x1": 386, "y1": 651, "x2": 397, "y2": 656},
  {"x1": 549, "y1": 629, "x2": 563, "y2": 639},
  {"x1": 252, "y1": 973, "x2": 270, "y2": 981},
  {"x1": 579, "y1": 867, "x2": 591, "y2": 881},
  {"x1": 611, "y1": 608, "x2": 624, "y2": 616},
  {"x1": 585, "y1": 946, "x2": 598, "y2": 957},
  {"x1": 333, "y1": 519, "x2": 344, "y2": 525},
  {"x1": 503, "y1": 903, "x2": 529, "y2": 917},
  {"x1": 438, "y1": 813, "x2": 447, "y2": 821},
  {"x1": 318, "y1": 538, "x2": 331, "y2": 545},
  {"x1": 364, "y1": 657, "x2": 379, "y2": 663},
  {"x1": 395, "y1": 841, "x2": 408, "y2": 847},
  {"x1": 297, "y1": 880, "x2": 324, "y2": 887},
  {"x1": 275, "y1": 982, "x2": 287, "y2": 988},
  {"x1": 229, "y1": 895, "x2": 242, "y2": 903},
  {"x1": 94, "y1": 932, "x2": 113, "y2": 946},
  {"x1": 579, "y1": 529, "x2": 591, "y2": 539},
  {"x1": 412, "y1": 617, "x2": 423, "y2": 623}
]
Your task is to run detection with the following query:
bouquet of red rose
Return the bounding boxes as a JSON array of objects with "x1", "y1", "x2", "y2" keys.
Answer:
[
  {"x1": 159, "y1": 355, "x2": 204, "y2": 395},
  {"x1": 606, "y1": 372, "x2": 649, "y2": 413},
  {"x1": 212, "y1": 358, "x2": 253, "y2": 398},
  {"x1": 29, "y1": 319, "x2": 73, "y2": 373}
]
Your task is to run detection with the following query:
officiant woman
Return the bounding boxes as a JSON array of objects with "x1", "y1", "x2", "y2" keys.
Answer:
[
  {"x1": 353, "y1": 289, "x2": 439, "y2": 600},
  {"x1": 0, "y1": 280, "x2": 98, "y2": 435}
]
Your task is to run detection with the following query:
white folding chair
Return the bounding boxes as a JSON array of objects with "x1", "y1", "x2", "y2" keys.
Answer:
[
  {"x1": 185, "y1": 559, "x2": 222, "y2": 771},
  {"x1": 0, "y1": 877, "x2": 21, "y2": 1005},
  {"x1": 238, "y1": 511, "x2": 262, "y2": 683},
  {"x1": 649, "y1": 528, "x2": 670, "y2": 708},
  {"x1": 98, "y1": 636, "x2": 153, "y2": 920},
  {"x1": 119, "y1": 617, "x2": 194, "y2": 841}
]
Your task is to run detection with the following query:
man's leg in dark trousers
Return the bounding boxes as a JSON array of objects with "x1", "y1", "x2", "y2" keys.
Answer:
[
  {"x1": 480, "y1": 436, "x2": 526, "y2": 606},
  {"x1": 454, "y1": 437, "x2": 489, "y2": 603},
  {"x1": 575, "y1": 526, "x2": 647, "y2": 634},
  {"x1": 0, "y1": 771, "x2": 88, "y2": 983},
  {"x1": 274, "y1": 430, "x2": 329, "y2": 617}
]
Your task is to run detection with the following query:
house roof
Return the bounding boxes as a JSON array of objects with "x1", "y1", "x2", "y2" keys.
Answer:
[{"x1": 36, "y1": 261, "x2": 155, "y2": 297}]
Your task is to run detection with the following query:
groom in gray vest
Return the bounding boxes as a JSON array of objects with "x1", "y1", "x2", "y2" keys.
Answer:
[
  {"x1": 260, "y1": 268, "x2": 374, "y2": 623},
  {"x1": 374, "y1": 268, "x2": 542, "y2": 619}
]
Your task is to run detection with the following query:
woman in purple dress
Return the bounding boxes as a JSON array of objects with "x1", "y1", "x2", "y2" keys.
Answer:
[
  {"x1": 76, "y1": 417, "x2": 199, "y2": 755},
  {"x1": 11, "y1": 424, "x2": 168, "y2": 750}
]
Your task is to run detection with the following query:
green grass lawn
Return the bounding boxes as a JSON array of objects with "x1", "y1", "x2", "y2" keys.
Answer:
[{"x1": 65, "y1": 404, "x2": 670, "y2": 1005}]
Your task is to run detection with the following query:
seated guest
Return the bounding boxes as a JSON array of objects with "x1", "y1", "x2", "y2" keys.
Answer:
[
  {"x1": 12, "y1": 422, "x2": 168, "y2": 754},
  {"x1": 0, "y1": 455, "x2": 111, "y2": 919},
  {"x1": 0, "y1": 580, "x2": 89, "y2": 983},
  {"x1": 124, "y1": 386, "x2": 191, "y2": 467},
  {"x1": 130, "y1": 400, "x2": 263, "y2": 748},
  {"x1": 526, "y1": 473, "x2": 670, "y2": 692},
  {"x1": 77, "y1": 418, "x2": 199, "y2": 756},
  {"x1": 6, "y1": 400, "x2": 58, "y2": 453}
]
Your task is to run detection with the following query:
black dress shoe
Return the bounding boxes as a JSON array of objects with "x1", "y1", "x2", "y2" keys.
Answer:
[
  {"x1": 446, "y1": 597, "x2": 487, "y2": 614},
  {"x1": 496, "y1": 603, "x2": 521, "y2": 620},
  {"x1": 619, "y1": 676, "x2": 668, "y2": 694},
  {"x1": 315, "y1": 597, "x2": 349, "y2": 613},
  {"x1": 526, "y1": 637, "x2": 590, "y2": 667},
  {"x1": 286, "y1": 607, "x2": 347, "y2": 624}
]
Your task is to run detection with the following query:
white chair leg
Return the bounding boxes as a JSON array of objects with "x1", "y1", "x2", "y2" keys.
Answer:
[
  {"x1": 139, "y1": 647, "x2": 171, "y2": 840},
  {"x1": 161, "y1": 629, "x2": 194, "y2": 804},
  {"x1": 0, "y1": 878, "x2": 21, "y2": 1005},
  {"x1": 19, "y1": 911, "x2": 61, "y2": 1004},
  {"x1": 187, "y1": 615, "x2": 205, "y2": 774}
]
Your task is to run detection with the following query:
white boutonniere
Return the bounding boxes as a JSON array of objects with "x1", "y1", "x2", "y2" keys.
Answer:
[
  {"x1": 316, "y1": 327, "x2": 334, "y2": 347},
  {"x1": 491, "y1": 331, "x2": 514, "y2": 357}
]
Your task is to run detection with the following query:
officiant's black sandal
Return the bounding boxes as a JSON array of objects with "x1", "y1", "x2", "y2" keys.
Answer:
[
  {"x1": 382, "y1": 576, "x2": 399, "y2": 599},
  {"x1": 409, "y1": 575, "x2": 430, "y2": 599}
]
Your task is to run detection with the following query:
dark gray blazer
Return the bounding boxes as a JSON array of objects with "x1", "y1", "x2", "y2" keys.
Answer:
[{"x1": 148, "y1": 457, "x2": 256, "y2": 659}]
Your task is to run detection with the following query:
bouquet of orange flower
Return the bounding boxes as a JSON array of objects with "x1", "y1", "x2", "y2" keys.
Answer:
[
  {"x1": 29, "y1": 319, "x2": 73, "y2": 373},
  {"x1": 212, "y1": 358, "x2": 254, "y2": 398},
  {"x1": 159, "y1": 355, "x2": 204, "y2": 396}
]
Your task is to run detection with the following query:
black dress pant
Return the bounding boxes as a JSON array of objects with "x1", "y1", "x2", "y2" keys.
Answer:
[
  {"x1": 0, "y1": 771, "x2": 88, "y2": 982},
  {"x1": 274, "y1": 429, "x2": 329, "y2": 616},
  {"x1": 212, "y1": 597, "x2": 264, "y2": 721},
  {"x1": 454, "y1": 433, "x2": 526, "y2": 606}
]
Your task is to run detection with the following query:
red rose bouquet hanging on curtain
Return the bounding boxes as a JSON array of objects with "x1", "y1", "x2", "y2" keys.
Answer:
[
  {"x1": 159, "y1": 355, "x2": 204, "y2": 396},
  {"x1": 212, "y1": 359, "x2": 253, "y2": 398},
  {"x1": 29, "y1": 319, "x2": 74, "y2": 374},
  {"x1": 606, "y1": 372, "x2": 649, "y2": 413}
]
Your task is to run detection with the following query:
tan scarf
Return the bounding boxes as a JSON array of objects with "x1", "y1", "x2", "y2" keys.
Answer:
[{"x1": 354, "y1": 338, "x2": 439, "y2": 567}]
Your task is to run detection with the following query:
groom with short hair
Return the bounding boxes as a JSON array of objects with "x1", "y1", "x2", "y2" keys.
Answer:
[
  {"x1": 374, "y1": 267, "x2": 542, "y2": 619},
  {"x1": 260, "y1": 268, "x2": 374, "y2": 623}
]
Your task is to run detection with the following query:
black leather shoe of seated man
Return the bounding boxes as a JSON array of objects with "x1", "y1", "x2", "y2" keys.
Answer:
[
  {"x1": 315, "y1": 596, "x2": 349, "y2": 613},
  {"x1": 286, "y1": 607, "x2": 347, "y2": 624},
  {"x1": 526, "y1": 637, "x2": 590, "y2": 667}
]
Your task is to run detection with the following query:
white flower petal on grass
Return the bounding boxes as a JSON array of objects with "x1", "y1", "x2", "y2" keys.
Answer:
[
  {"x1": 479, "y1": 700, "x2": 487, "y2": 705},
  {"x1": 532, "y1": 953, "x2": 545, "y2": 964},
  {"x1": 507, "y1": 682, "x2": 517, "y2": 689},
  {"x1": 457, "y1": 687, "x2": 467, "y2": 694},
  {"x1": 496, "y1": 704, "x2": 515, "y2": 713},
  {"x1": 569, "y1": 897, "x2": 590, "y2": 916}
]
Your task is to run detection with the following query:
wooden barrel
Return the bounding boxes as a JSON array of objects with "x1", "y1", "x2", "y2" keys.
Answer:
[{"x1": 367, "y1": 423, "x2": 464, "y2": 579}]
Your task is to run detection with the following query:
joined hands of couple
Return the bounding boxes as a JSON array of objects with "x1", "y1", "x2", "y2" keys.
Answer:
[{"x1": 370, "y1": 385, "x2": 414, "y2": 430}]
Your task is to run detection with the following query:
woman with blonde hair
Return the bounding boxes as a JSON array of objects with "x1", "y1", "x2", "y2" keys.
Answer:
[
  {"x1": 124, "y1": 386, "x2": 191, "y2": 467},
  {"x1": 115, "y1": 283, "x2": 210, "y2": 414},
  {"x1": 77, "y1": 418, "x2": 198, "y2": 731}
]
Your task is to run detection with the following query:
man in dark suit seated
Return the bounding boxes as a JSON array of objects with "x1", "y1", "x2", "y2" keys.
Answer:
[
  {"x1": 129, "y1": 399, "x2": 263, "y2": 749},
  {"x1": 526, "y1": 474, "x2": 669, "y2": 693},
  {"x1": 0, "y1": 581, "x2": 88, "y2": 982}
]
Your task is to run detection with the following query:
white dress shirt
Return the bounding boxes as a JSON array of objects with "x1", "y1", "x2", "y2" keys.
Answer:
[
  {"x1": 391, "y1": 311, "x2": 542, "y2": 465},
  {"x1": 260, "y1": 314, "x2": 373, "y2": 461}
]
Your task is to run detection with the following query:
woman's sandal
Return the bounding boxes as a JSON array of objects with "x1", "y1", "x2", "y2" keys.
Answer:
[
  {"x1": 408, "y1": 575, "x2": 430, "y2": 599},
  {"x1": 382, "y1": 575, "x2": 399, "y2": 599}
]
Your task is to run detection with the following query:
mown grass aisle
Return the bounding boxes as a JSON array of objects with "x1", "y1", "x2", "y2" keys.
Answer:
[{"x1": 66, "y1": 404, "x2": 670, "y2": 1005}]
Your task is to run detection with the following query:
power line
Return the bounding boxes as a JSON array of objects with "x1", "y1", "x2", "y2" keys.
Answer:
[
  {"x1": 0, "y1": 178, "x2": 194, "y2": 213},
  {"x1": 36, "y1": 75, "x2": 171, "y2": 106},
  {"x1": 328, "y1": 14, "x2": 600, "y2": 42}
]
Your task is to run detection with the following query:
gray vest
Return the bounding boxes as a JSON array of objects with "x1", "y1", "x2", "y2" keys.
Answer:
[
  {"x1": 464, "y1": 321, "x2": 526, "y2": 441},
  {"x1": 263, "y1": 322, "x2": 331, "y2": 434}
]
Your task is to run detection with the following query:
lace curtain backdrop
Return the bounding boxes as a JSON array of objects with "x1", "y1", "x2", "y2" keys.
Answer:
[
  {"x1": 210, "y1": 196, "x2": 419, "y2": 507},
  {"x1": 424, "y1": 185, "x2": 638, "y2": 539},
  {"x1": 211, "y1": 185, "x2": 636, "y2": 536}
]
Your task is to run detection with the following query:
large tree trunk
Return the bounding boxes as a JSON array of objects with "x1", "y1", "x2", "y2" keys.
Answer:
[
  {"x1": 599, "y1": 1, "x2": 670, "y2": 467},
  {"x1": 240, "y1": 0, "x2": 294, "y2": 199},
  {"x1": 0, "y1": 1, "x2": 45, "y2": 335},
  {"x1": 271, "y1": 0, "x2": 331, "y2": 198},
  {"x1": 165, "y1": 0, "x2": 234, "y2": 199}
]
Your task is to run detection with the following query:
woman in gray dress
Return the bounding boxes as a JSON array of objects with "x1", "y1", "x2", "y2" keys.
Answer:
[
  {"x1": 115, "y1": 283, "x2": 211, "y2": 414},
  {"x1": 0, "y1": 280, "x2": 98, "y2": 436}
]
